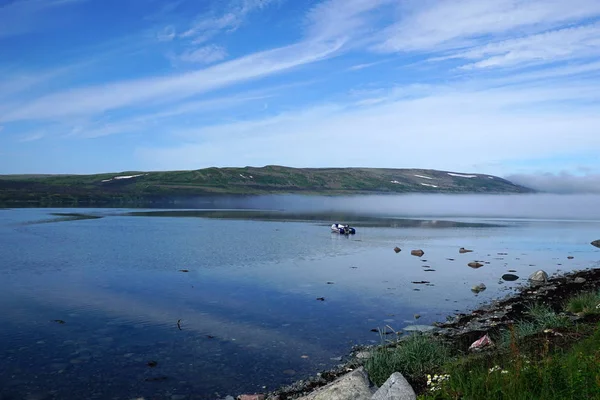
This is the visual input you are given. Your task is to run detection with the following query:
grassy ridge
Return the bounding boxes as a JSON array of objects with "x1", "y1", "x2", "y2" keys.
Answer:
[{"x1": 0, "y1": 165, "x2": 533, "y2": 206}]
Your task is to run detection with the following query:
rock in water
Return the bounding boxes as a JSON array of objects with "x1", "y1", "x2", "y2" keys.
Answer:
[
  {"x1": 372, "y1": 372, "x2": 416, "y2": 400},
  {"x1": 459, "y1": 247, "x2": 473, "y2": 253},
  {"x1": 410, "y1": 249, "x2": 425, "y2": 257},
  {"x1": 402, "y1": 325, "x2": 438, "y2": 333},
  {"x1": 468, "y1": 262, "x2": 484, "y2": 268},
  {"x1": 529, "y1": 270, "x2": 549, "y2": 284},
  {"x1": 394, "y1": 246, "x2": 401, "y2": 253},
  {"x1": 471, "y1": 283, "x2": 486, "y2": 293},
  {"x1": 295, "y1": 366, "x2": 376, "y2": 400},
  {"x1": 501, "y1": 274, "x2": 519, "y2": 281},
  {"x1": 591, "y1": 240, "x2": 600, "y2": 248}
]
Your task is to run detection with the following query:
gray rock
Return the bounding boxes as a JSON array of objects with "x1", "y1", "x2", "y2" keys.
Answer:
[
  {"x1": 402, "y1": 325, "x2": 438, "y2": 333},
  {"x1": 529, "y1": 270, "x2": 548, "y2": 284},
  {"x1": 371, "y1": 372, "x2": 416, "y2": 400},
  {"x1": 592, "y1": 240, "x2": 600, "y2": 248},
  {"x1": 471, "y1": 283, "x2": 486, "y2": 293},
  {"x1": 296, "y1": 366, "x2": 376, "y2": 400},
  {"x1": 574, "y1": 277, "x2": 586, "y2": 284}
]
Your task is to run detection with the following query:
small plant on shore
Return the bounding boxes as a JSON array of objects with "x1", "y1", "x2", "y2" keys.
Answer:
[
  {"x1": 566, "y1": 290, "x2": 600, "y2": 315},
  {"x1": 496, "y1": 303, "x2": 570, "y2": 348},
  {"x1": 365, "y1": 333, "x2": 451, "y2": 386}
]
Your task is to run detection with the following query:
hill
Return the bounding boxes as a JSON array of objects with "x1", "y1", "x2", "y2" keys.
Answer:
[{"x1": 0, "y1": 166, "x2": 534, "y2": 207}]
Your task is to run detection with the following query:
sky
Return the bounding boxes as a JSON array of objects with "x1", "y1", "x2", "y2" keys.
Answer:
[{"x1": 1, "y1": 0, "x2": 600, "y2": 185}]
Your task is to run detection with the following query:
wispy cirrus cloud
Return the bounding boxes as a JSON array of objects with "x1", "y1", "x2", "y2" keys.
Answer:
[
  {"x1": 376, "y1": 0, "x2": 600, "y2": 54},
  {"x1": 0, "y1": 0, "x2": 87, "y2": 38},
  {"x1": 179, "y1": 44, "x2": 228, "y2": 64},
  {"x1": 135, "y1": 79, "x2": 600, "y2": 172},
  {"x1": 0, "y1": 38, "x2": 344, "y2": 122},
  {"x1": 180, "y1": 0, "x2": 280, "y2": 43}
]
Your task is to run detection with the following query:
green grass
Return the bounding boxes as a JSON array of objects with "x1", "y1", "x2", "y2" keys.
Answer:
[
  {"x1": 364, "y1": 333, "x2": 451, "y2": 386},
  {"x1": 566, "y1": 290, "x2": 600, "y2": 315},
  {"x1": 496, "y1": 303, "x2": 571, "y2": 348},
  {"x1": 419, "y1": 325, "x2": 600, "y2": 400}
]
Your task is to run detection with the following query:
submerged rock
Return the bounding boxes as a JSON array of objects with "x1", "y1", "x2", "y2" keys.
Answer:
[
  {"x1": 471, "y1": 283, "x2": 487, "y2": 293},
  {"x1": 501, "y1": 274, "x2": 519, "y2": 281},
  {"x1": 410, "y1": 249, "x2": 425, "y2": 257},
  {"x1": 372, "y1": 372, "x2": 416, "y2": 400},
  {"x1": 295, "y1": 366, "x2": 375, "y2": 400},
  {"x1": 403, "y1": 325, "x2": 438, "y2": 332}
]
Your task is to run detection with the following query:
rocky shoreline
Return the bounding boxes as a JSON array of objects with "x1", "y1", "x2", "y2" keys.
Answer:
[{"x1": 242, "y1": 265, "x2": 600, "y2": 400}]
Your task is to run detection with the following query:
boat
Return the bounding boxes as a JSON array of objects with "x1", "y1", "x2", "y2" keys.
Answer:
[{"x1": 331, "y1": 223, "x2": 356, "y2": 235}]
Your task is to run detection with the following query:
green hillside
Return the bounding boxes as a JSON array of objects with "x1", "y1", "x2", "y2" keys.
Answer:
[{"x1": 0, "y1": 165, "x2": 534, "y2": 207}]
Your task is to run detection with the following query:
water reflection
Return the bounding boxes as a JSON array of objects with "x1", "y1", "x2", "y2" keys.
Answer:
[{"x1": 0, "y1": 206, "x2": 599, "y2": 399}]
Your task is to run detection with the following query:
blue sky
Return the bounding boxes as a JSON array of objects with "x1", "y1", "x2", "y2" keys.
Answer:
[{"x1": 1, "y1": 0, "x2": 600, "y2": 178}]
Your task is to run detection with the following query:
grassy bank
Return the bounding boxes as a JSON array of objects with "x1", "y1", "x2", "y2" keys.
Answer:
[
  {"x1": 0, "y1": 166, "x2": 533, "y2": 206},
  {"x1": 363, "y1": 289, "x2": 600, "y2": 399}
]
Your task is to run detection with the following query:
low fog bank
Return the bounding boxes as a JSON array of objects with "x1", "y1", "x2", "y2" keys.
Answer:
[
  {"x1": 507, "y1": 172, "x2": 600, "y2": 194},
  {"x1": 187, "y1": 194, "x2": 600, "y2": 220}
]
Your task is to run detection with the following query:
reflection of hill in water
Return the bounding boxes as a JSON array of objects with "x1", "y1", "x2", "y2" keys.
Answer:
[{"x1": 125, "y1": 210, "x2": 506, "y2": 228}]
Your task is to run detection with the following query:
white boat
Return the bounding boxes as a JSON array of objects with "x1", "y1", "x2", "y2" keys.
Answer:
[{"x1": 331, "y1": 223, "x2": 356, "y2": 234}]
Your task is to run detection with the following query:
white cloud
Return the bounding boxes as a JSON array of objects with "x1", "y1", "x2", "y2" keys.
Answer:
[
  {"x1": 179, "y1": 0, "x2": 279, "y2": 43},
  {"x1": 179, "y1": 45, "x2": 228, "y2": 64},
  {"x1": 457, "y1": 23, "x2": 600, "y2": 69},
  {"x1": 376, "y1": 0, "x2": 600, "y2": 53},
  {"x1": 508, "y1": 172, "x2": 600, "y2": 193},
  {"x1": 156, "y1": 25, "x2": 176, "y2": 41},
  {"x1": 0, "y1": 38, "x2": 344, "y2": 122},
  {"x1": 18, "y1": 131, "x2": 45, "y2": 142},
  {"x1": 135, "y1": 81, "x2": 600, "y2": 173}
]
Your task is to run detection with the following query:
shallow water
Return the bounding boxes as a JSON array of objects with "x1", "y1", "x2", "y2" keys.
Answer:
[{"x1": 1, "y1": 206, "x2": 599, "y2": 399}]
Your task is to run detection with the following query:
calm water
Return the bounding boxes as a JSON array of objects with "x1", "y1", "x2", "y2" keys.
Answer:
[{"x1": 1, "y1": 204, "x2": 599, "y2": 399}]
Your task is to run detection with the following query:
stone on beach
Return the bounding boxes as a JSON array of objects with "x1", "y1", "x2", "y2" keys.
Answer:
[
  {"x1": 371, "y1": 372, "x2": 416, "y2": 400},
  {"x1": 295, "y1": 367, "x2": 376, "y2": 400},
  {"x1": 529, "y1": 270, "x2": 549, "y2": 284}
]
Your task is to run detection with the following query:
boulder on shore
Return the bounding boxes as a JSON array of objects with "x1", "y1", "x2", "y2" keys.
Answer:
[
  {"x1": 529, "y1": 270, "x2": 549, "y2": 284},
  {"x1": 371, "y1": 372, "x2": 416, "y2": 400},
  {"x1": 295, "y1": 366, "x2": 376, "y2": 400}
]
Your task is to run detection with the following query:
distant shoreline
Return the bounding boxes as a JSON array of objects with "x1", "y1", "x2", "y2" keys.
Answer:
[{"x1": 0, "y1": 166, "x2": 534, "y2": 207}]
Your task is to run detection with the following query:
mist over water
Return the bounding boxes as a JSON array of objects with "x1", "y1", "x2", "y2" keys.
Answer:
[{"x1": 184, "y1": 194, "x2": 600, "y2": 221}]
